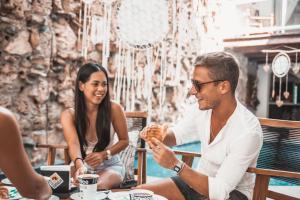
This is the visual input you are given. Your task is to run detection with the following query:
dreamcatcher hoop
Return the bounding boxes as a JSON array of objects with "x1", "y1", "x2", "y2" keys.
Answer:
[
  {"x1": 83, "y1": 0, "x2": 94, "y2": 4},
  {"x1": 271, "y1": 52, "x2": 291, "y2": 107},
  {"x1": 272, "y1": 52, "x2": 291, "y2": 78},
  {"x1": 115, "y1": 0, "x2": 169, "y2": 49}
]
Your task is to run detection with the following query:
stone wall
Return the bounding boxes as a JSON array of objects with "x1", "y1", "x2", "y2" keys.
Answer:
[{"x1": 0, "y1": 0, "x2": 85, "y2": 165}]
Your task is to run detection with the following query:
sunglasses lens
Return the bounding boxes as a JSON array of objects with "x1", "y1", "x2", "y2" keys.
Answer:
[{"x1": 192, "y1": 80, "x2": 201, "y2": 92}]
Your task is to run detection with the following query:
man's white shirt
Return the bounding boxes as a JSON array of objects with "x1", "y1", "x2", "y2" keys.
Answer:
[{"x1": 171, "y1": 101, "x2": 263, "y2": 200}]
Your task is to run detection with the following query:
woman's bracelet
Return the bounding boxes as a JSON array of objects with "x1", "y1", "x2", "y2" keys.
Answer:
[{"x1": 74, "y1": 157, "x2": 84, "y2": 168}]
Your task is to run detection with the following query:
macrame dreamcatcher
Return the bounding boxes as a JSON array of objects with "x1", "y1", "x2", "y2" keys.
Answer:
[
  {"x1": 271, "y1": 52, "x2": 291, "y2": 107},
  {"x1": 113, "y1": 0, "x2": 208, "y2": 122},
  {"x1": 114, "y1": 0, "x2": 169, "y2": 118},
  {"x1": 79, "y1": 0, "x2": 115, "y2": 69},
  {"x1": 77, "y1": 0, "x2": 219, "y2": 122},
  {"x1": 263, "y1": 46, "x2": 300, "y2": 107}
]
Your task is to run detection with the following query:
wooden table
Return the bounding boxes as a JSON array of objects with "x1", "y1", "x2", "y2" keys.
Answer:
[{"x1": 61, "y1": 188, "x2": 130, "y2": 200}]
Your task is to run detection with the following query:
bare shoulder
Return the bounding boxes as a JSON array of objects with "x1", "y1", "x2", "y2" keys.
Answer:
[
  {"x1": 0, "y1": 108, "x2": 18, "y2": 138},
  {"x1": 111, "y1": 101, "x2": 124, "y2": 113},
  {"x1": 111, "y1": 101, "x2": 125, "y2": 119},
  {"x1": 0, "y1": 107, "x2": 15, "y2": 124},
  {"x1": 61, "y1": 108, "x2": 75, "y2": 121}
]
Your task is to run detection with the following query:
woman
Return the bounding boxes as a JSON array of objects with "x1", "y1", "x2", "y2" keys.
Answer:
[
  {"x1": 0, "y1": 107, "x2": 52, "y2": 199},
  {"x1": 61, "y1": 63, "x2": 129, "y2": 189}
]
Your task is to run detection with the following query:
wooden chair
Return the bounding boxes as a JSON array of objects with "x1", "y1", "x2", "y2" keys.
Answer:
[
  {"x1": 36, "y1": 111, "x2": 148, "y2": 186},
  {"x1": 249, "y1": 118, "x2": 300, "y2": 200},
  {"x1": 138, "y1": 118, "x2": 300, "y2": 200}
]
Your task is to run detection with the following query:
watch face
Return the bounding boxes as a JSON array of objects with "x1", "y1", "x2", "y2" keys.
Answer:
[
  {"x1": 174, "y1": 166, "x2": 181, "y2": 173},
  {"x1": 272, "y1": 52, "x2": 291, "y2": 78}
]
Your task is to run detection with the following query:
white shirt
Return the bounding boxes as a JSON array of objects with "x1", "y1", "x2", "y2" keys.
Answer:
[{"x1": 171, "y1": 101, "x2": 263, "y2": 200}]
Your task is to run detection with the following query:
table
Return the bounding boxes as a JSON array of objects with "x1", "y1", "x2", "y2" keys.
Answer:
[{"x1": 62, "y1": 188, "x2": 130, "y2": 200}]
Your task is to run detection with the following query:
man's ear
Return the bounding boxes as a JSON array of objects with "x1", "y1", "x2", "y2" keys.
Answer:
[
  {"x1": 219, "y1": 81, "x2": 231, "y2": 95},
  {"x1": 79, "y1": 81, "x2": 85, "y2": 92}
]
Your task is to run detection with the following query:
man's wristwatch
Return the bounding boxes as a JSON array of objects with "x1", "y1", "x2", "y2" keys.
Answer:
[
  {"x1": 106, "y1": 150, "x2": 112, "y2": 160},
  {"x1": 172, "y1": 160, "x2": 185, "y2": 174}
]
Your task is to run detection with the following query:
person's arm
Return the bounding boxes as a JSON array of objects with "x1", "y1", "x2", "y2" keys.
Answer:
[
  {"x1": 84, "y1": 102, "x2": 129, "y2": 167},
  {"x1": 107, "y1": 102, "x2": 129, "y2": 154},
  {"x1": 61, "y1": 109, "x2": 85, "y2": 175},
  {"x1": 0, "y1": 108, "x2": 52, "y2": 200},
  {"x1": 203, "y1": 133, "x2": 262, "y2": 199}
]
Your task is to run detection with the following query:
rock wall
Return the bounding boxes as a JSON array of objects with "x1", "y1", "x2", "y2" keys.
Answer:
[{"x1": 0, "y1": 0, "x2": 84, "y2": 165}]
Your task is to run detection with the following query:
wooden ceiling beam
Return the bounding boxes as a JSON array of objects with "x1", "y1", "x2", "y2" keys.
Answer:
[{"x1": 223, "y1": 32, "x2": 300, "y2": 64}]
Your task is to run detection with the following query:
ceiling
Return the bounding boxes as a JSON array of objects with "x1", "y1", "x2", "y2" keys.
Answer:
[{"x1": 223, "y1": 32, "x2": 300, "y2": 64}]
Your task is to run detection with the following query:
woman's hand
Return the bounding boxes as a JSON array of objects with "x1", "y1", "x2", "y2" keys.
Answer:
[
  {"x1": 73, "y1": 166, "x2": 87, "y2": 185},
  {"x1": 84, "y1": 151, "x2": 106, "y2": 169}
]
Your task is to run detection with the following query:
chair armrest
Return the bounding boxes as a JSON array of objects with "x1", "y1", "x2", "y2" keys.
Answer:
[
  {"x1": 35, "y1": 143, "x2": 70, "y2": 165},
  {"x1": 36, "y1": 143, "x2": 68, "y2": 149},
  {"x1": 173, "y1": 150, "x2": 201, "y2": 157},
  {"x1": 136, "y1": 148, "x2": 147, "y2": 184},
  {"x1": 247, "y1": 167, "x2": 300, "y2": 179},
  {"x1": 136, "y1": 148, "x2": 147, "y2": 153},
  {"x1": 248, "y1": 167, "x2": 300, "y2": 200},
  {"x1": 173, "y1": 150, "x2": 201, "y2": 167}
]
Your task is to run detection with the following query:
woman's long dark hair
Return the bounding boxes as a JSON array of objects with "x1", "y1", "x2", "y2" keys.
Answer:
[{"x1": 74, "y1": 63, "x2": 111, "y2": 158}]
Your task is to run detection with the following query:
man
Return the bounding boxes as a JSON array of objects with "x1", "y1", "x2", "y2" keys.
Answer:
[
  {"x1": 0, "y1": 107, "x2": 52, "y2": 199},
  {"x1": 139, "y1": 52, "x2": 263, "y2": 200}
]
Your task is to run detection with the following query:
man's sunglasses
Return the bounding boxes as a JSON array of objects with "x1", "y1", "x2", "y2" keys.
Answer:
[{"x1": 191, "y1": 79, "x2": 224, "y2": 92}]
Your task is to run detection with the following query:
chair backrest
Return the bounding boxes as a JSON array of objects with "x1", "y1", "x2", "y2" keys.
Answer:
[
  {"x1": 249, "y1": 118, "x2": 300, "y2": 200},
  {"x1": 119, "y1": 111, "x2": 148, "y2": 188},
  {"x1": 125, "y1": 111, "x2": 147, "y2": 148},
  {"x1": 257, "y1": 118, "x2": 300, "y2": 185}
]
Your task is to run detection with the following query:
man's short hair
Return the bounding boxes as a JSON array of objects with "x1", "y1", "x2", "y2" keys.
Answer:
[{"x1": 193, "y1": 52, "x2": 240, "y2": 94}]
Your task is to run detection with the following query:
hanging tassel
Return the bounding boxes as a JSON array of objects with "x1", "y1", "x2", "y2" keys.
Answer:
[
  {"x1": 292, "y1": 52, "x2": 299, "y2": 74},
  {"x1": 130, "y1": 49, "x2": 136, "y2": 111},
  {"x1": 168, "y1": 0, "x2": 177, "y2": 82},
  {"x1": 283, "y1": 73, "x2": 290, "y2": 99},
  {"x1": 102, "y1": 2, "x2": 112, "y2": 69},
  {"x1": 86, "y1": 4, "x2": 92, "y2": 56},
  {"x1": 157, "y1": 45, "x2": 163, "y2": 121},
  {"x1": 77, "y1": 0, "x2": 83, "y2": 50},
  {"x1": 125, "y1": 48, "x2": 132, "y2": 110},
  {"x1": 271, "y1": 74, "x2": 275, "y2": 99},
  {"x1": 116, "y1": 43, "x2": 125, "y2": 102},
  {"x1": 276, "y1": 77, "x2": 283, "y2": 107},
  {"x1": 145, "y1": 47, "x2": 154, "y2": 124},
  {"x1": 81, "y1": 1, "x2": 93, "y2": 59},
  {"x1": 263, "y1": 52, "x2": 270, "y2": 72},
  {"x1": 81, "y1": 2, "x2": 88, "y2": 58}
]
